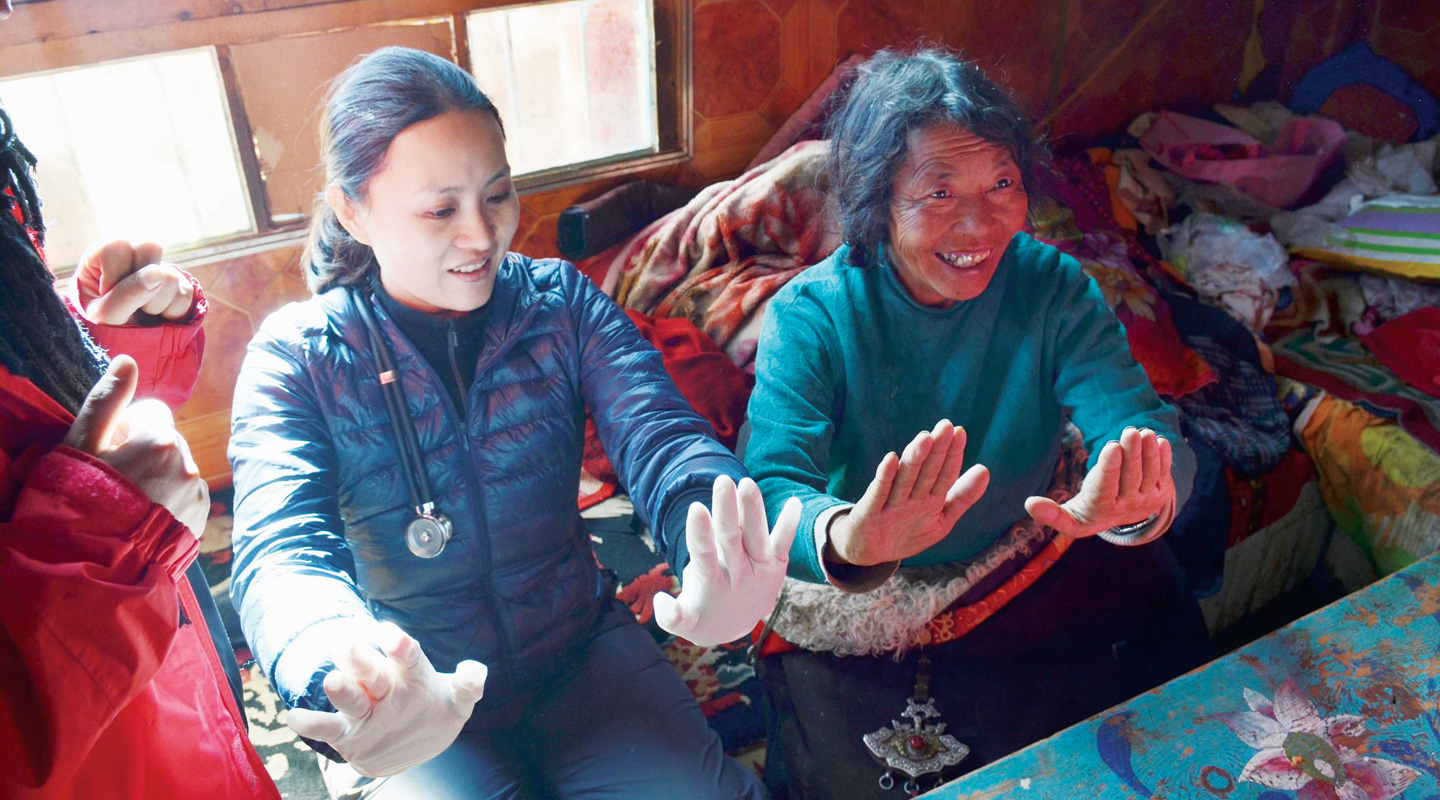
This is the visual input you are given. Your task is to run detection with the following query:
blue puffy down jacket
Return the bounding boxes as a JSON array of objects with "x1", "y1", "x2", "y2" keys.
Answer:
[{"x1": 228, "y1": 254, "x2": 743, "y2": 723}]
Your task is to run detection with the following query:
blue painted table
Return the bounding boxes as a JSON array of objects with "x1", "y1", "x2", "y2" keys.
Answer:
[{"x1": 923, "y1": 553, "x2": 1440, "y2": 800}]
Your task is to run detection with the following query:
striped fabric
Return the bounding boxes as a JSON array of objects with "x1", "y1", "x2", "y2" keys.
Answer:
[{"x1": 1294, "y1": 194, "x2": 1440, "y2": 280}]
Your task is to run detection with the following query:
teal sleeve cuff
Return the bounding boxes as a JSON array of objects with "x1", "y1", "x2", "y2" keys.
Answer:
[
  {"x1": 1169, "y1": 432, "x2": 1198, "y2": 515},
  {"x1": 787, "y1": 494, "x2": 853, "y2": 584}
]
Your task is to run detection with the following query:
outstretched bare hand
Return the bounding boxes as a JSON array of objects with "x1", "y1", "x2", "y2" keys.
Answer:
[
  {"x1": 1024, "y1": 426, "x2": 1175, "y2": 540},
  {"x1": 826, "y1": 419, "x2": 990, "y2": 567}
]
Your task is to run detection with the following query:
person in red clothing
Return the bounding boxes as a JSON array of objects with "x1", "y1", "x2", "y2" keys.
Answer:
[{"x1": 0, "y1": 99, "x2": 281, "y2": 798}]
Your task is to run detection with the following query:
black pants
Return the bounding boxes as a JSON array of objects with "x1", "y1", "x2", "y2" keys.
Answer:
[{"x1": 759, "y1": 537, "x2": 1212, "y2": 799}]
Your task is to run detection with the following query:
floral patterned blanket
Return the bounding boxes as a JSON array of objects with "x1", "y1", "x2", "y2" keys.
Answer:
[{"x1": 593, "y1": 139, "x2": 840, "y2": 372}]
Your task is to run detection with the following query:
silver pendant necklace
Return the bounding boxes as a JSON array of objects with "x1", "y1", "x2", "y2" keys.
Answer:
[{"x1": 863, "y1": 653, "x2": 970, "y2": 796}]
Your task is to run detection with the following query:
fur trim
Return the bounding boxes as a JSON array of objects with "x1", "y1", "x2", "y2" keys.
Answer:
[{"x1": 770, "y1": 425, "x2": 1088, "y2": 657}]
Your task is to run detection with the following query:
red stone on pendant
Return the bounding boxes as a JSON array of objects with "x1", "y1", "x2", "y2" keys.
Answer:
[{"x1": 908, "y1": 735, "x2": 927, "y2": 752}]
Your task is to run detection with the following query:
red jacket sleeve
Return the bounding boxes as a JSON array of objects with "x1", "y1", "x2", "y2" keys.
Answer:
[
  {"x1": 64, "y1": 271, "x2": 207, "y2": 409},
  {"x1": 0, "y1": 442, "x2": 198, "y2": 789}
]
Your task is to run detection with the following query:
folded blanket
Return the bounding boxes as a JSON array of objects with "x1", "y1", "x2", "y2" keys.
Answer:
[
  {"x1": 1362, "y1": 307, "x2": 1440, "y2": 400},
  {"x1": 1297, "y1": 392, "x2": 1440, "y2": 575},
  {"x1": 1166, "y1": 292, "x2": 1292, "y2": 475},
  {"x1": 1273, "y1": 327, "x2": 1440, "y2": 454},
  {"x1": 603, "y1": 140, "x2": 840, "y2": 371}
]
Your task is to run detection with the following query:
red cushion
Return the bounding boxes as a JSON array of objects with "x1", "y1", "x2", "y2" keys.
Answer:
[{"x1": 1320, "y1": 84, "x2": 1420, "y2": 144}]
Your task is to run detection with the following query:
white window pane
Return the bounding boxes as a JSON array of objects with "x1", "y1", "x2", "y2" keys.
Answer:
[
  {"x1": 468, "y1": 0, "x2": 657, "y2": 177},
  {"x1": 0, "y1": 48, "x2": 253, "y2": 269}
]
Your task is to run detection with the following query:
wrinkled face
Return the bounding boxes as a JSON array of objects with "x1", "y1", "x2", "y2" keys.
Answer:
[
  {"x1": 887, "y1": 123, "x2": 1029, "y2": 307},
  {"x1": 331, "y1": 108, "x2": 520, "y2": 314}
]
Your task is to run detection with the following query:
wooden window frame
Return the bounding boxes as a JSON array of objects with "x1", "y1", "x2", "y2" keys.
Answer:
[{"x1": 0, "y1": 0, "x2": 691, "y2": 261}]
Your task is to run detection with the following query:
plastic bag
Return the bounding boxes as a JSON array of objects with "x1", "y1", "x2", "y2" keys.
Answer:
[{"x1": 1158, "y1": 213, "x2": 1295, "y2": 331}]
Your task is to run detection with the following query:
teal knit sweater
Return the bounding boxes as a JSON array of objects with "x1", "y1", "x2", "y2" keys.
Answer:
[{"x1": 744, "y1": 233, "x2": 1196, "y2": 584}]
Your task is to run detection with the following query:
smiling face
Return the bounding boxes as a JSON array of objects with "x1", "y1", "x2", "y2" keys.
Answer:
[
  {"x1": 886, "y1": 123, "x2": 1030, "y2": 307},
  {"x1": 330, "y1": 108, "x2": 520, "y2": 314}
]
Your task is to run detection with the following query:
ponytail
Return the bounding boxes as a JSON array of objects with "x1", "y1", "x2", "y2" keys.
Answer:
[{"x1": 303, "y1": 200, "x2": 377, "y2": 294}]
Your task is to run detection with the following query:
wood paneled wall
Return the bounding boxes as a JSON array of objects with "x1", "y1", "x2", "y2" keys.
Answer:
[{"x1": 7, "y1": 0, "x2": 1404, "y2": 487}]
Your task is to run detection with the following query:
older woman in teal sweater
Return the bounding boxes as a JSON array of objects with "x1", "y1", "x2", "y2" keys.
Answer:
[{"x1": 745, "y1": 49, "x2": 1211, "y2": 798}]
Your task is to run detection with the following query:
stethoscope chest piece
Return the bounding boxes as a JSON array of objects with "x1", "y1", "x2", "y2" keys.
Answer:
[{"x1": 406, "y1": 506, "x2": 453, "y2": 559}]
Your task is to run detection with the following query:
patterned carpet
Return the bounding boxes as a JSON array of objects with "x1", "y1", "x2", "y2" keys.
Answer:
[{"x1": 200, "y1": 495, "x2": 766, "y2": 799}]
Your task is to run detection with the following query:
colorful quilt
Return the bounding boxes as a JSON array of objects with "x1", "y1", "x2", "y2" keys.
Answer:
[
  {"x1": 1273, "y1": 327, "x2": 1440, "y2": 453},
  {"x1": 1298, "y1": 393, "x2": 1440, "y2": 576}
]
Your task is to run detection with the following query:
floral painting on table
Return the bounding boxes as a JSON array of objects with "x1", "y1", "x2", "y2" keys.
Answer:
[
  {"x1": 923, "y1": 553, "x2": 1440, "y2": 800},
  {"x1": 1220, "y1": 680, "x2": 1421, "y2": 800}
]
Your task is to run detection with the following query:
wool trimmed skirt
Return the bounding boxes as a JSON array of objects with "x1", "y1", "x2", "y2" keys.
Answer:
[{"x1": 758, "y1": 535, "x2": 1212, "y2": 799}]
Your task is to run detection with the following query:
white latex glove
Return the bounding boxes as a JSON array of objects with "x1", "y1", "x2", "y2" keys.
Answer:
[
  {"x1": 285, "y1": 622, "x2": 488, "y2": 777},
  {"x1": 653, "y1": 476, "x2": 801, "y2": 647}
]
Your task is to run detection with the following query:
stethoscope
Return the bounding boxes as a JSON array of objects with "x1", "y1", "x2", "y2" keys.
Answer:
[{"x1": 353, "y1": 290, "x2": 454, "y2": 559}]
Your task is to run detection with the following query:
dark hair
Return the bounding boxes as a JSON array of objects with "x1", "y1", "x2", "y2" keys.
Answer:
[
  {"x1": 304, "y1": 46, "x2": 504, "y2": 293},
  {"x1": 0, "y1": 105, "x2": 108, "y2": 413},
  {"x1": 824, "y1": 47, "x2": 1043, "y2": 268}
]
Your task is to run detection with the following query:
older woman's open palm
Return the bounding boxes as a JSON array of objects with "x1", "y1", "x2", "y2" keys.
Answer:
[
  {"x1": 826, "y1": 419, "x2": 990, "y2": 567},
  {"x1": 1024, "y1": 427, "x2": 1176, "y2": 543}
]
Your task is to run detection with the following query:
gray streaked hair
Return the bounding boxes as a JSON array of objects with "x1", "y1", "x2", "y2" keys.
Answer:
[{"x1": 824, "y1": 47, "x2": 1044, "y2": 268}]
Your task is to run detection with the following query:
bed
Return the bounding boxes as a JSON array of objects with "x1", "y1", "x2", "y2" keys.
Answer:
[{"x1": 548, "y1": 69, "x2": 1440, "y2": 770}]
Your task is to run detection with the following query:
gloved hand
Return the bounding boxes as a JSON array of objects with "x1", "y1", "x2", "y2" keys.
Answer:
[
  {"x1": 1024, "y1": 426, "x2": 1176, "y2": 543},
  {"x1": 285, "y1": 622, "x2": 488, "y2": 777},
  {"x1": 653, "y1": 476, "x2": 801, "y2": 647}
]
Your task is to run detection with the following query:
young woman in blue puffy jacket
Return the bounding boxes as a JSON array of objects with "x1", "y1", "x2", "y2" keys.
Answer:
[{"x1": 228, "y1": 47, "x2": 797, "y2": 799}]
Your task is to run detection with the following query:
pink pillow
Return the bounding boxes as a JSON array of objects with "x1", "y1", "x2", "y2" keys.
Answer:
[{"x1": 1139, "y1": 111, "x2": 1345, "y2": 209}]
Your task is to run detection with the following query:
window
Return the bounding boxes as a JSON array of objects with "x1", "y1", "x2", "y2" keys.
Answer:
[
  {"x1": 0, "y1": 48, "x2": 253, "y2": 270},
  {"x1": 467, "y1": 0, "x2": 659, "y2": 178},
  {"x1": 0, "y1": 0, "x2": 689, "y2": 266}
]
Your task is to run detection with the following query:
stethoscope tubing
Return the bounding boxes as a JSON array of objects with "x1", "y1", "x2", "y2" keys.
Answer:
[{"x1": 353, "y1": 289, "x2": 439, "y2": 514}]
